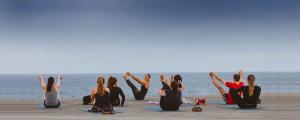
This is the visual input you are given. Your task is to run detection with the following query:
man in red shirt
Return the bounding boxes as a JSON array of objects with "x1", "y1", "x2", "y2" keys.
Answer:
[{"x1": 209, "y1": 70, "x2": 244, "y2": 104}]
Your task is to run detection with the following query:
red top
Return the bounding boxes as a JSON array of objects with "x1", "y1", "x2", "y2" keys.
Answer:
[{"x1": 225, "y1": 81, "x2": 244, "y2": 104}]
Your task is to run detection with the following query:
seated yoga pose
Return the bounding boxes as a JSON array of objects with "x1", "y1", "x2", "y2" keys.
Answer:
[
  {"x1": 107, "y1": 76, "x2": 125, "y2": 107},
  {"x1": 230, "y1": 74, "x2": 261, "y2": 109},
  {"x1": 123, "y1": 72, "x2": 151, "y2": 100},
  {"x1": 158, "y1": 79, "x2": 182, "y2": 111},
  {"x1": 209, "y1": 70, "x2": 244, "y2": 104},
  {"x1": 38, "y1": 74, "x2": 63, "y2": 108},
  {"x1": 90, "y1": 76, "x2": 114, "y2": 113}
]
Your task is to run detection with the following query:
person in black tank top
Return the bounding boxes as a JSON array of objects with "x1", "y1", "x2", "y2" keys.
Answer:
[
  {"x1": 94, "y1": 91, "x2": 111, "y2": 107},
  {"x1": 90, "y1": 77, "x2": 114, "y2": 113},
  {"x1": 230, "y1": 74, "x2": 261, "y2": 109},
  {"x1": 108, "y1": 76, "x2": 125, "y2": 107},
  {"x1": 123, "y1": 72, "x2": 151, "y2": 100},
  {"x1": 159, "y1": 80, "x2": 182, "y2": 111}
]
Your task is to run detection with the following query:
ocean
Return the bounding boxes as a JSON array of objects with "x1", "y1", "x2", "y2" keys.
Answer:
[{"x1": 0, "y1": 72, "x2": 299, "y2": 99}]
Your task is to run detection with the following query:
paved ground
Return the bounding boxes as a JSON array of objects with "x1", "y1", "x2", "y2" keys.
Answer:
[{"x1": 0, "y1": 94, "x2": 300, "y2": 120}]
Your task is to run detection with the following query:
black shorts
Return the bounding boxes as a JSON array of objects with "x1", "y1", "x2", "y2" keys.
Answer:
[{"x1": 222, "y1": 93, "x2": 229, "y2": 104}]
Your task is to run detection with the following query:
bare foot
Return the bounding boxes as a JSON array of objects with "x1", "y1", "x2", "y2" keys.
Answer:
[
  {"x1": 38, "y1": 74, "x2": 43, "y2": 81},
  {"x1": 160, "y1": 75, "x2": 164, "y2": 81},
  {"x1": 58, "y1": 74, "x2": 63, "y2": 80},
  {"x1": 123, "y1": 73, "x2": 129, "y2": 80},
  {"x1": 209, "y1": 72, "x2": 213, "y2": 78}
]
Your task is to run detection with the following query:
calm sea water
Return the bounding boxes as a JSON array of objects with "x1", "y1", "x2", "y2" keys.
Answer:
[{"x1": 0, "y1": 72, "x2": 300, "y2": 99}]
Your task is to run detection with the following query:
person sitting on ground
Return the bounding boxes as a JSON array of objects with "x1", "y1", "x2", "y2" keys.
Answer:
[
  {"x1": 161, "y1": 74, "x2": 186, "y2": 103},
  {"x1": 38, "y1": 74, "x2": 63, "y2": 108},
  {"x1": 209, "y1": 70, "x2": 244, "y2": 104},
  {"x1": 83, "y1": 76, "x2": 109, "y2": 105},
  {"x1": 158, "y1": 80, "x2": 182, "y2": 111},
  {"x1": 230, "y1": 74, "x2": 261, "y2": 109},
  {"x1": 90, "y1": 77, "x2": 114, "y2": 113},
  {"x1": 123, "y1": 72, "x2": 151, "y2": 100},
  {"x1": 107, "y1": 76, "x2": 125, "y2": 107}
]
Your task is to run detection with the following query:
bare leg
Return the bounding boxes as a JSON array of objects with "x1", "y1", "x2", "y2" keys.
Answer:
[{"x1": 210, "y1": 75, "x2": 226, "y2": 96}]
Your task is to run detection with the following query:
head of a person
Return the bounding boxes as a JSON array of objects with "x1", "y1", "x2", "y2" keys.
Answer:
[
  {"x1": 233, "y1": 74, "x2": 240, "y2": 82},
  {"x1": 47, "y1": 76, "x2": 55, "y2": 92},
  {"x1": 144, "y1": 73, "x2": 151, "y2": 82},
  {"x1": 97, "y1": 77, "x2": 105, "y2": 96},
  {"x1": 247, "y1": 74, "x2": 256, "y2": 86},
  {"x1": 173, "y1": 74, "x2": 182, "y2": 82},
  {"x1": 171, "y1": 81, "x2": 179, "y2": 91},
  {"x1": 108, "y1": 76, "x2": 117, "y2": 91}
]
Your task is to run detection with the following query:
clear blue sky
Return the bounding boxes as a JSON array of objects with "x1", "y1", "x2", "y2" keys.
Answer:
[{"x1": 0, "y1": 0, "x2": 299, "y2": 74}]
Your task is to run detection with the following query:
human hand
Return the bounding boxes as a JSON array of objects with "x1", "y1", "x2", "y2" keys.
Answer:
[
  {"x1": 58, "y1": 74, "x2": 63, "y2": 80},
  {"x1": 123, "y1": 72, "x2": 128, "y2": 80},
  {"x1": 38, "y1": 74, "x2": 43, "y2": 81},
  {"x1": 160, "y1": 75, "x2": 164, "y2": 81}
]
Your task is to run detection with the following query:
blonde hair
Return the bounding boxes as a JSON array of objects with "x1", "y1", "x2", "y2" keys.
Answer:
[{"x1": 97, "y1": 77, "x2": 105, "y2": 96}]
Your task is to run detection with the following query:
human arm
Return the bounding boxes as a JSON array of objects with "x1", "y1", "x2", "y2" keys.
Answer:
[
  {"x1": 239, "y1": 70, "x2": 244, "y2": 82},
  {"x1": 55, "y1": 74, "x2": 63, "y2": 89},
  {"x1": 90, "y1": 88, "x2": 96, "y2": 104},
  {"x1": 119, "y1": 87, "x2": 125, "y2": 107},
  {"x1": 179, "y1": 82, "x2": 185, "y2": 91},
  {"x1": 253, "y1": 86, "x2": 261, "y2": 100},
  {"x1": 38, "y1": 75, "x2": 46, "y2": 90}
]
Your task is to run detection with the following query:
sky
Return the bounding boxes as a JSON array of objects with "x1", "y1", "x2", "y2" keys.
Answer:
[{"x1": 0, "y1": 0, "x2": 300, "y2": 74}]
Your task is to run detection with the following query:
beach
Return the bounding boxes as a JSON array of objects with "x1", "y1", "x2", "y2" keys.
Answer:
[{"x1": 1, "y1": 94, "x2": 299, "y2": 120}]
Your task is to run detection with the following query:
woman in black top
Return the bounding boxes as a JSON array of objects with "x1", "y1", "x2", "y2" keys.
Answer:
[
  {"x1": 107, "y1": 76, "x2": 125, "y2": 107},
  {"x1": 158, "y1": 80, "x2": 182, "y2": 111},
  {"x1": 90, "y1": 77, "x2": 113, "y2": 113},
  {"x1": 123, "y1": 72, "x2": 151, "y2": 100},
  {"x1": 230, "y1": 74, "x2": 261, "y2": 109}
]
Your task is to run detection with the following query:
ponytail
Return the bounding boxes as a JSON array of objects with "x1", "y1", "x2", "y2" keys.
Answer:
[
  {"x1": 47, "y1": 77, "x2": 55, "y2": 92},
  {"x1": 97, "y1": 77, "x2": 105, "y2": 96}
]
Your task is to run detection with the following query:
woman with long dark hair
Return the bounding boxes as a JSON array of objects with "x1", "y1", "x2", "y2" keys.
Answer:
[
  {"x1": 38, "y1": 74, "x2": 63, "y2": 108},
  {"x1": 230, "y1": 74, "x2": 261, "y2": 109},
  {"x1": 107, "y1": 76, "x2": 125, "y2": 107}
]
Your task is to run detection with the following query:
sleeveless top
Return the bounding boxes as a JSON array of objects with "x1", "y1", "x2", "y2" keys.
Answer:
[
  {"x1": 94, "y1": 91, "x2": 111, "y2": 107},
  {"x1": 45, "y1": 86, "x2": 59, "y2": 106},
  {"x1": 139, "y1": 85, "x2": 148, "y2": 98}
]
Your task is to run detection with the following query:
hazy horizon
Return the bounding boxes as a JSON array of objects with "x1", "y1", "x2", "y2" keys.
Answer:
[{"x1": 1, "y1": 0, "x2": 300, "y2": 74}]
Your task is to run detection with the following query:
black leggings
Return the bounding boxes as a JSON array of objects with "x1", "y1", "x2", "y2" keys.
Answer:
[
  {"x1": 44, "y1": 100, "x2": 60, "y2": 108},
  {"x1": 126, "y1": 80, "x2": 146, "y2": 100},
  {"x1": 230, "y1": 88, "x2": 260, "y2": 109}
]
